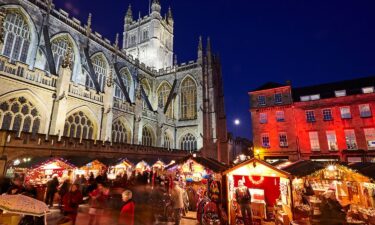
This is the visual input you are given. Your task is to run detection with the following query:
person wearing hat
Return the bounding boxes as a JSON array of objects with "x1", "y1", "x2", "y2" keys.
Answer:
[{"x1": 235, "y1": 180, "x2": 252, "y2": 225}]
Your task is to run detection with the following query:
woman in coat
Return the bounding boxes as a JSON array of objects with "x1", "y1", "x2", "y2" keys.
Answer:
[
  {"x1": 62, "y1": 184, "x2": 83, "y2": 225},
  {"x1": 119, "y1": 190, "x2": 135, "y2": 225}
]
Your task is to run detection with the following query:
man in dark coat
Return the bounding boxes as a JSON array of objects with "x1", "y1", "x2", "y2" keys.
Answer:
[{"x1": 45, "y1": 175, "x2": 59, "y2": 207}]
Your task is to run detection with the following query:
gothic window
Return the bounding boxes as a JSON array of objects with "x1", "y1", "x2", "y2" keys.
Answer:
[
  {"x1": 158, "y1": 83, "x2": 173, "y2": 118},
  {"x1": 112, "y1": 120, "x2": 130, "y2": 143},
  {"x1": 2, "y1": 11, "x2": 30, "y2": 63},
  {"x1": 142, "y1": 126, "x2": 153, "y2": 146},
  {"x1": 180, "y1": 77, "x2": 197, "y2": 120},
  {"x1": 181, "y1": 133, "x2": 197, "y2": 151},
  {"x1": 87, "y1": 54, "x2": 107, "y2": 91},
  {"x1": 50, "y1": 36, "x2": 74, "y2": 74},
  {"x1": 164, "y1": 132, "x2": 171, "y2": 149},
  {"x1": 114, "y1": 68, "x2": 132, "y2": 100},
  {"x1": 142, "y1": 30, "x2": 149, "y2": 40},
  {"x1": 63, "y1": 111, "x2": 94, "y2": 140},
  {"x1": 0, "y1": 97, "x2": 41, "y2": 134}
]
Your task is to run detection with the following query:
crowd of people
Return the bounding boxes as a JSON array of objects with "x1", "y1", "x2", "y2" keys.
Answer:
[{"x1": 0, "y1": 170, "x2": 189, "y2": 225}]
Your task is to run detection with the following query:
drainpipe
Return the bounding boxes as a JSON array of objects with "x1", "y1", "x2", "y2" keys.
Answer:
[
  {"x1": 99, "y1": 107, "x2": 104, "y2": 141},
  {"x1": 46, "y1": 93, "x2": 57, "y2": 140}
]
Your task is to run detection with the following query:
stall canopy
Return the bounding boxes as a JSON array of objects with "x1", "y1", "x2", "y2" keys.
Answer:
[
  {"x1": 279, "y1": 160, "x2": 326, "y2": 177},
  {"x1": 348, "y1": 162, "x2": 375, "y2": 180},
  {"x1": 165, "y1": 155, "x2": 228, "y2": 173}
]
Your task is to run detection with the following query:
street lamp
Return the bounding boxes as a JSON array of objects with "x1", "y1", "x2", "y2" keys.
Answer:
[{"x1": 233, "y1": 119, "x2": 240, "y2": 160}]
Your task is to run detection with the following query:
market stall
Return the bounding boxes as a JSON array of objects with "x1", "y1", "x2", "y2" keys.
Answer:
[
  {"x1": 164, "y1": 155, "x2": 227, "y2": 223},
  {"x1": 282, "y1": 161, "x2": 375, "y2": 225},
  {"x1": 75, "y1": 159, "x2": 107, "y2": 178},
  {"x1": 20, "y1": 157, "x2": 76, "y2": 185},
  {"x1": 135, "y1": 160, "x2": 151, "y2": 174},
  {"x1": 107, "y1": 158, "x2": 134, "y2": 180},
  {"x1": 223, "y1": 158, "x2": 292, "y2": 225}
]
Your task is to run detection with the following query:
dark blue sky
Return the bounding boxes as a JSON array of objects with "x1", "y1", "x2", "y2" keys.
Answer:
[{"x1": 55, "y1": 0, "x2": 375, "y2": 139}]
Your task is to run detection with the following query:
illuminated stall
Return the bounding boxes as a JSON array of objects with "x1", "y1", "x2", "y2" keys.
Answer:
[
  {"x1": 23, "y1": 158, "x2": 76, "y2": 185},
  {"x1": 75, "y1": 160, "x2": 107, "y2": 178},
  {"x1": 223, "y1": 158, "x2": 292, "y2": 225},
  {"x1": 165, "y1": 155, "x2": 226, "y2": 213},
  {"x1": 107, "y1": 158, "x2": 134, "y2": 180},
  {"x1": 135, "y1": 160, "x2": 150, "y2": 173},
  {"x1": 282, "y1": 161, "x2": 375, "y2": 224}
]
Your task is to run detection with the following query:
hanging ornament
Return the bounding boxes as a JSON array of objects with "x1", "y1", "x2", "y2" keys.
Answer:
[{"x1": 249, "y1": 175, "x2": 264, "y2": 185}]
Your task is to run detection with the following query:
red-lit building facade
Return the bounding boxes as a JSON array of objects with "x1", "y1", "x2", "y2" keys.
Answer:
[{"x1": 249, "y1": 76, "x2": 375, "y2": 163}]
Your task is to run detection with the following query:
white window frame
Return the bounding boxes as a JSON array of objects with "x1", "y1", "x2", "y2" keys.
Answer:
[
  {"x1": 340, "y1": 106, "x2": 351, "y2": 119},
  {"x1": 309, "y1": 131, "x2": 320, "y2": 151},
  {"x1": 259, "y1": 113, "x2": 267, "y2": 124},
  {"x1": 326, "y1": 131, "x2": 338, "y2": 151},
  {"x1": 344, "y1": 129, "x2": 357, "y2": 150},
  {"x1": 359, "y1": 104, "x2": 372, "y2": 118}
]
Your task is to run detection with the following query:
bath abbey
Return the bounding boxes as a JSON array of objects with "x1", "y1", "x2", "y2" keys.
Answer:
[{"x1": 0, "y1": 0, "x2": 229, "y2": 164}]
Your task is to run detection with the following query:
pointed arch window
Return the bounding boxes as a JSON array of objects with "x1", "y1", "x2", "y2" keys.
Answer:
[
  {"x1": 158, "y1": 83, "x2": 173, "y2": 118},
  {"x1": 2, "y1": 11, "x2": 31, "y2": 63},
  {"x1": 114, "y1": 68, "x2": 132, "y2": 100},
  {"x1": 112, "y1": 120, "x2": 130, "y2": 143},
  {"x1": 63, "y1": 111, "x2": 94, "y2": 140},
  {"x1": 0, "y1": 97, "x2": 41, "y2": 135},
  {"x1": 164, "y1": 132, "x2": 172, "y2": 149},
  {"x1": 181, "y1": 133, "x2": 197, "y2": 151},
  {"x1": 50, "y1": 36, "x2": 74, "y2": 74},
  {"x1": 142, "y1": 126, "x2": 153, "y2": 146},
  {"x1": 180, "y1": 77, "x2": 197, "y2": 120},
  {"x1": 87, "y1": 54, "x2": 107, "y2": 91}
]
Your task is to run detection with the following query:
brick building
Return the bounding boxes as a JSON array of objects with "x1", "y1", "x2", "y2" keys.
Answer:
[{"x1": 249, "y1": 76, "x2": 375, "y2": 163}]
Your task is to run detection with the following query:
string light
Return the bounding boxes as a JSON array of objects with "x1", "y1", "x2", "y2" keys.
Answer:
[{"x1": 249, "y1": 175, "x2": 264, "y2": 185}]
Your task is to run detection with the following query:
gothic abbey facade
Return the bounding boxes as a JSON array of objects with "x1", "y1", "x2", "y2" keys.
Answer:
[{"x1": 0, "y1": 0, "x2": 229, "y2": 162}]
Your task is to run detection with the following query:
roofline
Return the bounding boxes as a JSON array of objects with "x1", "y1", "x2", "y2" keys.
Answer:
[
  {"x1": 223, "y1": 158, "x2": 291, "y2": 178},
  {"x1": 248, "y1": 85, "x2": 291, "y2": 94}
]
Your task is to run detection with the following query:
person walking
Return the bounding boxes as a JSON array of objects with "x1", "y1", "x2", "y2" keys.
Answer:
[
  {"x1": 58, "y1": 179, "x2": 71, "y2": 211},
  {"x1": 45, "y1": 175, "x2": 59, "y2": 208},
  {"x1": 118, "y1": 190, "x2": 135, "y2": 225},
  {"x1": 170, "y1": 181, "x2": 184, "y2": 225},
  {"x1": 62, "y1": 184, "x2": 83, "y2": 225},
  {"x1": 88, "y1": 183, "x2": 109, "y2": 225}
]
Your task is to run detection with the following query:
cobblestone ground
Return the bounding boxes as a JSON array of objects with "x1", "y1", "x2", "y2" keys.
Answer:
[{"x1": 47, "y1": 184, "x2": 199, "y2": 225}]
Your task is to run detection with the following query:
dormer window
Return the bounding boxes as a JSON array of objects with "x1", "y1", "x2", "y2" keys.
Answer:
[
  {"x1": 362, "y1": 87, "x2": 374, "y2": 94},
  {"x1": 257, "y1": 95, "x2": 266, "y2": 106},
  {"x1": 300, "y1": 96, "x2": 310, "y2": 101},
  {"x1": 310, "y1": 94, "x2": 320, "y2": 100},
  {"x1": 274, "y1": 93, "x2": 282, "y2": 104},
  {"x1": 335, "y1": 90, "x2": 346, "y2": 97}
]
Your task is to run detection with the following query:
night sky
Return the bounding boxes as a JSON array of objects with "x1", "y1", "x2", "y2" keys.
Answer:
[{"x1": 54, "y1": 0, "x2": 375, "y2": 139}]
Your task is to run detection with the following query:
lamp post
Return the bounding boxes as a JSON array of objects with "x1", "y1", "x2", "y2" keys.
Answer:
[{"x1": 233, "y1": 119, "x2": 240, "y2": 160}]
